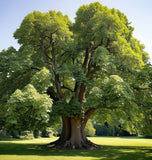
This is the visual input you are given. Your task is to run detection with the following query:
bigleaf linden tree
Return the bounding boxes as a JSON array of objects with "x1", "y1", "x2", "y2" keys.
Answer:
[{"x1": 0, "y1": 2, "x2": 151, "y2": 149}]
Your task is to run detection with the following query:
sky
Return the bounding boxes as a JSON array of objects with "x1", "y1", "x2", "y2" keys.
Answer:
[{"x1": 0, "y1": 0, "x2": 152, "y2": 63}]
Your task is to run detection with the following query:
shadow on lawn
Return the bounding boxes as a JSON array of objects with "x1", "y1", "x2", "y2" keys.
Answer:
[{"x1": 0, "y1": 142, "x2": 152, "y2": 160}]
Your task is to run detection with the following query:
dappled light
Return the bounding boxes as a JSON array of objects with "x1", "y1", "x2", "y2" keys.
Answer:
[{"x1": 0, "y1": 137, "x2": 152, "y2": 160}]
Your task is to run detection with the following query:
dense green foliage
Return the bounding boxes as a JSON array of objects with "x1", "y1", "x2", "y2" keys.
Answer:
[{"x1": 0, "y1": 2, "x2": 152, "y2": 137}]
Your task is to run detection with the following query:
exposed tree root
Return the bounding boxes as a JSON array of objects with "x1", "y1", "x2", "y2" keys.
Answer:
[
  {"x1": 47, "y1": 139, "x2": 101, "y2": 150},
  {"x1": 47, "y1": 113, "x2": 101, "y2": 150}
]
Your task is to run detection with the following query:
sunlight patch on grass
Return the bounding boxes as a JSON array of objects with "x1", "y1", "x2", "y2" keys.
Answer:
[
  {"x1": 88, "y1": 137, "x2": 152, "y2": 147},
  {"x1": 0, "y1": 155, "x2": 97, "y2": 160},
  {"x1": 0, "y1": 137, "x2": 152, "y2": 160}
]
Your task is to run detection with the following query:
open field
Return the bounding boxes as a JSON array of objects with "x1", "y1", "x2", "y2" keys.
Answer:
[{"x1": 0, "y1": 137, "x2": 152, "y2": 160}]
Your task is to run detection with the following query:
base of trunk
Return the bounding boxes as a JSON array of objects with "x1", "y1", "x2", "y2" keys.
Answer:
[
  {"x1": 47, "y1": 138, "x2": 101, "y2": 150},
  {"x1": 48, "y1": 113, "x2": 101, "y2": 150}
]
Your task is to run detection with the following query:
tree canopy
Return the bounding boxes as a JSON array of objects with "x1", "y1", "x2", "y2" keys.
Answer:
[{"x1": 0, "y1": 2, "x2": 152, "y2": 149}]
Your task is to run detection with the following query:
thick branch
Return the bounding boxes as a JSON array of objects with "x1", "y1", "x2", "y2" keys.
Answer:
[
  {"x1": 41, "y1": 36, "x2": 50, "y2": 66},
  {"x1": 85, "y1": 108, "x2": 96, "y2": 120},
  {"x1": 42, "y1": 29, "x2": 58, "y2": 39},
  {"x1": 82, "y1": 48, "x2": 89, "y2": 71},
  {"x1": 78, "y1": 49, "x2": 91, "y2": 102},
  {"x1": 79, "y1": 48, "x2": 99, "y2": 103},
  {"x1": 51, "y1": 43, "x2": 64, "y2": 99},
  {"x1": 47, "y1": 87, "x2": 59, "y2": 102},
  {"x1": 93, "y1": 39, "x2": 103, "y2": 50},
  {"x1": 61, "y1": 85, "x2": 73, "y2": 92},
  {"x1": 79, "y1": 84, "x2": 87, "y2": 103},
  {"x1": 82, "y1": 108, "x2": 96, "y2": 125},
  {"x1": 87, "y1": 49, "x2": 94, "y2": 72},
  {"x1": 23, "y1": 66, "x2": 41, "y2": 71},
  {"x1": 102, "y1": 103, "x2": 118, "y2": 110},
  {"x1": 72, "y1": 82, "x2": 79, "y2": 99},
  {"x1": 132, "y1": 86, "x2": 150, "y2": 91},
  {"x1": 51, "y1": 43, "x2": 58, "y2": 70}
]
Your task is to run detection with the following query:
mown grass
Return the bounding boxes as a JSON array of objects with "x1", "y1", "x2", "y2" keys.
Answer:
[{"x1": 0, "y1": 137, "x2": 152, "y2": 160}]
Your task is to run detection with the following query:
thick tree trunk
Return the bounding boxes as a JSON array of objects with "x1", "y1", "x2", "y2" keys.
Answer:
[
  {"x1": 48, "y1": 116, "x2": 70, "y2": 145},
  {"x1": 57, "y1": 116, "x2": 70, "y2": 144},
  {"x1": 48, "y1": 108, "x2": 100, "y2": 150}
]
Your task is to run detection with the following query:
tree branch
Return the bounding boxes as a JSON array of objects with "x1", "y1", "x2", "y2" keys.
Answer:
[
  {"x1": 85, "y1": 108, "x2": 96, "y2": 119},
  {"x1": 61, "y1": 85, "x2": 73, "y2": 92},
  {"x1": 72, "y1": 82, "x2": 79, "y2": 99},
  {"x1": 41, "y1": 36, "x2": 50, "y2": 66},
  {"x1": 30, "y1": 67, "x2": 41, "y2": 71},
  {"x1": 51, "y1": 43, "x2": 64, "y2": 99},
  {"x1": 101, "y1": 103, "x2": 118, "y2": 110},
  {"x1": 82, "y1": 48, "x2": 89, "y2": 71},
  {"x1": 132, "y1": 86, "x2": 150, "y2": 91},
  {"x1": 47, "y1": 86, "x2": 59, "y2": 102},
  {"x1": 82, "y1": 108, "x2": 96, "y2": 124}
]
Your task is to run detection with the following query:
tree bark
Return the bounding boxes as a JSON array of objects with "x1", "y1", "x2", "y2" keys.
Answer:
[
  {"x1": 48, "y1": 116, "x2": 70, "y2": 146},
  {"x1": 48, "y1": 108, "x2": 100, "y2": 150},
  {"x1": 51, "y1": 43, "x2": 64, "y2": 99}
]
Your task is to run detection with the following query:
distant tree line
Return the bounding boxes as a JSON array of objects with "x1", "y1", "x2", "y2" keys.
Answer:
[{"x1": 0, "y1": 120, "x2": 135, "y2": 139}]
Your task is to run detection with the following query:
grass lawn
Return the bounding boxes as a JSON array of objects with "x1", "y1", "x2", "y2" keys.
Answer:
[{"x1": 0, "y1": 137, "x2": 152, "y2": 160}]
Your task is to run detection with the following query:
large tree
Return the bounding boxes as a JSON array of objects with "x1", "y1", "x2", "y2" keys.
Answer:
[{"x1": 0, "y1": 2, "x2": 150, "y2": 149}]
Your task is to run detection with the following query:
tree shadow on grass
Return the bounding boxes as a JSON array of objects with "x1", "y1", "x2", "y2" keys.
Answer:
[{"x1": 0, "y1": 142, "x2": 152, "y2": 160}]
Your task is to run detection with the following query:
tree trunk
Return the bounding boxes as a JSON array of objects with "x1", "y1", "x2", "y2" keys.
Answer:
[
  {"x1": 48, "y1": 109, "x2": 100, "y2": 150},
  {"x1": 48, "y1": 116, "x2": 70, "y2": 145}
]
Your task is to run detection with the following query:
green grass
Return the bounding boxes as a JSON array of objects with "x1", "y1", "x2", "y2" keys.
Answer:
[{"x1": 0, "y1": 137, "x2": 152, "y2": 160}]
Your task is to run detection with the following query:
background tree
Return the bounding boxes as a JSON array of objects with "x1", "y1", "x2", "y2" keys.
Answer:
[
  {"x1": 0, "y1": 2, "x2": 151, "y2": 149},
  {"x1": 129, "y1": 64, "x2": 152, "y2": 136},
  {"x1": 85, "y1": 120, "x2": 96, "y2": 137}
]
